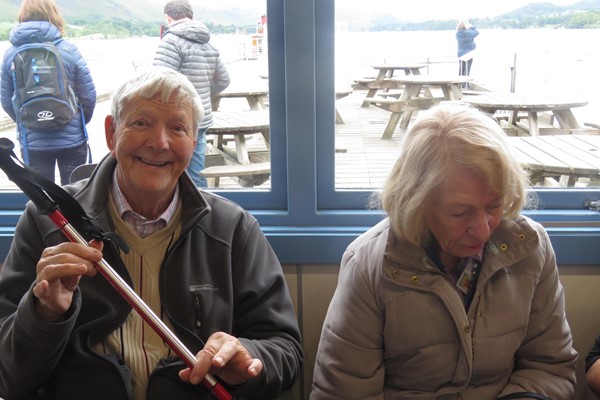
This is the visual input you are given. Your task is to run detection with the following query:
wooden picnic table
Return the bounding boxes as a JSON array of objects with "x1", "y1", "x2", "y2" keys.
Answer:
[
  {"x1": 364, "y1": 75, "x2": 471, "y2": 139},
  {"x1": 462, "y1": 93, "x2": 589, "y2": 136},
  {"x1": 507, "y1": 135, "x2": 600, "y2": 186},
  {"x1": 211, "y1": 87, "x2": 269, "y2": 111},
  {"x1": 371, "y1": 63, "x2": 427, "y2": 79},
  {"x1": 335, "y1": 88, "x2": 353, "y2": 124},
  {"x1": 354, "y1": 63, "x2": 428, "y2": 107},
  {"x1": 201, "y1": 110, "x2": 270, "y2": 187}
]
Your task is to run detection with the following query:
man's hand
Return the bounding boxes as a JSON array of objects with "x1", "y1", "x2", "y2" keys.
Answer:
[
  {"x1": 179, "y1": 331, "x2": 263, "y2": 386},
  {"x1": 33, "y1": 240, "x2": 103, "y2": 322}
]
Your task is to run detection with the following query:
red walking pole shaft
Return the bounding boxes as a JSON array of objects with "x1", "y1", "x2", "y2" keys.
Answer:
[{"x1": 47, "y1": 210, "x2": 232, "y2": 400}]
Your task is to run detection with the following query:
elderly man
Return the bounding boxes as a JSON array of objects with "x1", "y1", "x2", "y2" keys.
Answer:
[{"x1": 0, "y1": 67, "x2": 302, "y2": 400}]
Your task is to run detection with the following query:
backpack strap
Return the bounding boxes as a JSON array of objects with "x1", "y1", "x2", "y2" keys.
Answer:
[{"x1": 79, "y1": 105, "x2": 92, "y2": 163}]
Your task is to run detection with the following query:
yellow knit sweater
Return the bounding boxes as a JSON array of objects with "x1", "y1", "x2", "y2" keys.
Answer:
[{"x1": 95, "y1": 199, "x2": 182, "y2": 400}]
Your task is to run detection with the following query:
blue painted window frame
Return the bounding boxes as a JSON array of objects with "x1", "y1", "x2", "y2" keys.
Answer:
[{"x1": 1, "y1": 0, "x2": 600, "y2": 265}]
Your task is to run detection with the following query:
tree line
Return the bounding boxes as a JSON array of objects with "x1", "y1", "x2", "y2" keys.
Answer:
[
  {"x1": 0, "y1": 18, "x2": 238, "y2": 41},
  {"x1": 1, "y1": 10, "x2": 599, "y2": 41},
  {"x1": 368, "y1": 10, "x2": 600, "y2": 31}
]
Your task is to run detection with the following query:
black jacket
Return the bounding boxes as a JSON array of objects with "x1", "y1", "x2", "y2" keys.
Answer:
[
  {"x1": 587, "y1": 336, "x2": 600, "y2": 372},
  {"x1": 0, "y1": 155, "x2": 302, "y2": 400}
]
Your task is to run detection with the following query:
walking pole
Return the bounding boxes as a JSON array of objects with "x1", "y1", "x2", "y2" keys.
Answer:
[{"x1": 0, "y1": 138, "x2": 232, "y2": 400}]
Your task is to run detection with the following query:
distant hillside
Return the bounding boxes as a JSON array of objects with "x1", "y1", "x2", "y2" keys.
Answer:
[
  {"x1": 501, "y1": 0, "x2": 600, "y2": 17},
  {"x1": 0, "y1": 0, "x2": 264, "y2": 27},
  {"x1": 339, "y1": 0, "x2": 600, "y2": 31}
]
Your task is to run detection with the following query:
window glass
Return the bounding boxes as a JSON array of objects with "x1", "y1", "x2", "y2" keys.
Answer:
[
  {"x1": 0, "y1": 7, "x2": 270, "y2": 192},
  {"x1": 333, "y1": 2, "x2": 600, "y2": 190}
]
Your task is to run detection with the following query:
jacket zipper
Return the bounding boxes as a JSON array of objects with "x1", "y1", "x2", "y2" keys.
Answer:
[{"x1": 194, "y1": 295, "x2": 202, "y2": 330}]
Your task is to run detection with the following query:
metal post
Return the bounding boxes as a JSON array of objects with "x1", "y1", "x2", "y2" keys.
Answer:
[{"x1": 510, "y1": 53, "x2": 517, "y2": 93}]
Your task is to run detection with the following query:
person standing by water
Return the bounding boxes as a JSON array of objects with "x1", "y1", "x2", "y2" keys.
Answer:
[
  {"x1": 154, "y1": 0, "x2": 230, "y2": 188},
  {"x1": 0, "y1": 0, "x2": 96, "y2": 185},
  {"x1": 456, "y1": 20, "x2": 479, "y2": 77}
]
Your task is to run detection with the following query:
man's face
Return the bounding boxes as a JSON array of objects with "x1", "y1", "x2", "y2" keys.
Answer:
[{"x1": 105, "y1": 94, "x2": 196, "y2": 207}]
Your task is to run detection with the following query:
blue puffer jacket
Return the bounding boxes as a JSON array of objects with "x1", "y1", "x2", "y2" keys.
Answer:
[
  {"x1": 456, "y1": 26, "x2": 479, "y2": 57},
  {"x1": 0, "y1": 21, "x2": 96, "y2": 153}
]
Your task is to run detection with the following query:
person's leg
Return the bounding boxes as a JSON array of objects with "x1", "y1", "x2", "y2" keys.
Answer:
[
  {"x1": 458, "y1": 60, "x2": 466, "y2": 76},
  {"x1": 56, "y1": 142, "x2": 89, "y2": 185},
  {"x1": 26, "y1": 149, "x2": 58, "y2": 183},
  {"x1": 186, "y1": 127, "x2": 208, "y2": 187},
  {"x1": 466, "y1": 58, "x2": 473, "y2": 76}
]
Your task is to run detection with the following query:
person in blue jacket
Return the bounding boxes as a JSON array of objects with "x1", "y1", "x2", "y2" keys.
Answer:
[
  {"x1": 0, "y1": 0, "x2": 96, "y2": 185},
  {"x1": 456, "y1": 20, "x2": 479, "y2": 77}
]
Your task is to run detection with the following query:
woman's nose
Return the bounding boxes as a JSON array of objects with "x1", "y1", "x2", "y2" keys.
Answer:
[{"x1": 468, "y1": 212, "x2": 492, "y2": 240}]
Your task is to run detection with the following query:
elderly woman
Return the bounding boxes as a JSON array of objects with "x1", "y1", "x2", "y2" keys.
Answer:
[
  {"x1": 310, "y1": 104, "x2": 577, "y2": 400},
  {"x1": 0, "y1": 67, "x2": 302, "y2": 400}
]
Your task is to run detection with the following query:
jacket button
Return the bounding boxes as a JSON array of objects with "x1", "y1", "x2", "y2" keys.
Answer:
[
  {"x1": 500, "y1": 243, "x2": 508, "y2": 251},
  {"x1": 411, "y1": 275, "x2": 419, "y2": 284},
  {"x1": 464, "y1": 325, "x2": 471, "y2": 333},
  {"x1": 392, "y1": 270, "x2": 400, "y2": 278},
  {"x1": 518, "y1": 234, "x2": 525, "y2": 240}
]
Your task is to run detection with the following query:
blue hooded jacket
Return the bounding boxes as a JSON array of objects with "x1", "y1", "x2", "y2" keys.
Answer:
[
  {"x1": 1, "y1": 21, "x2": 96, "y2": 154},
  {"x1": 456, "y1": 26, "x2": 479, "y2": 58}
]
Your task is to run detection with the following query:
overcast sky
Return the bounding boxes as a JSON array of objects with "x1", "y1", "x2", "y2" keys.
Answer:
[{"x1": 209, "y1": 0, "x2": 581, "y2": 22}]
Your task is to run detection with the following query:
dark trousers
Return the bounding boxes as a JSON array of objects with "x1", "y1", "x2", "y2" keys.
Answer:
[
  {"x1": 459, "y1": 58, "x2": 473, "y2": 76},
  {"x1": 26, "y1": 142, "x2": 89, "y2": 185}
]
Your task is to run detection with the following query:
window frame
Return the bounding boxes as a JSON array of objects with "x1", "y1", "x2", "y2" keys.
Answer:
[{"x1": 1, "y1": 0, "x2": 600, "y2": 266}]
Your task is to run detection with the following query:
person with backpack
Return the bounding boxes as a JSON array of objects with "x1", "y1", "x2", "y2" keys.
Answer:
[{"x1": 0, "y1": 0, "x2": 96, "y2": 185}]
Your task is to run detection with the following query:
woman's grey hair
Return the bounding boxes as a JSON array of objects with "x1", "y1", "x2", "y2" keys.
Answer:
[
  {"x1": 379, "y1": 103, "x2": 531, "y2": 246},
  {"x1": 110, "y1": 67, "x2": 203, "y2": 136}
]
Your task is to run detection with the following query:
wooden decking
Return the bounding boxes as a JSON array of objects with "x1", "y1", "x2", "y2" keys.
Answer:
[
  {"x1": 204, "y1": 90, "x2": 403, "y2": 189},
  {"x1": 6, "y1": 88, "x2": 592, "y2": 191},
  {"x1": 0, "y1": 91, "x2": 401, "y2": 191},
  {"x1": 334, "y1": 92, "x2": 403, "y2": 189}
]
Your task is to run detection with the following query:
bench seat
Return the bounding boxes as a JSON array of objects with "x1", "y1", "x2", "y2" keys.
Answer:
[{"x1": 200, "y1": 162, "x2": 271, "y2": 178}]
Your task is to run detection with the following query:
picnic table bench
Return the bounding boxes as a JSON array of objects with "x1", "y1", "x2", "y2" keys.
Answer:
[
  {"x1": 335, "y1": 88, "x2": 353, "y2": 124},
  {"x1": 507, "y1": 135, "x2": 600, "y2": 186},
  {"x1": 201, "y1": 110, "x2": 270, "y2": 187},
  {"x1": 364, "y1": 75, "x2": 470, "y2": 139},
  {"x1": 353, "y1": 64, "x2": 428, "y2": 107},
  {"x1": 462, "y1": 92, "x2": 591, "y2": 136},
  {"x1": 211, "y1": 88, "x2": 269, "y2": 111}
]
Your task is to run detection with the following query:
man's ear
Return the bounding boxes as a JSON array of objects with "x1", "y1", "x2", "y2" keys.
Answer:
[{"x1": 105, "y1": 115, "x2": 116, "y2": 152}]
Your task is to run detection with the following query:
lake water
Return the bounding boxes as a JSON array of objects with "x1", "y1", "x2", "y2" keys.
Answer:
[
  {"x1": 0, "y1": 28, "x2": 599, "y2": 120},
  {"x1": 335, "y1": 29, "x2": 600, "y2": 123},
  {"x1": 0, "y1": 29, "x2": 599, "y2": 188}
]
